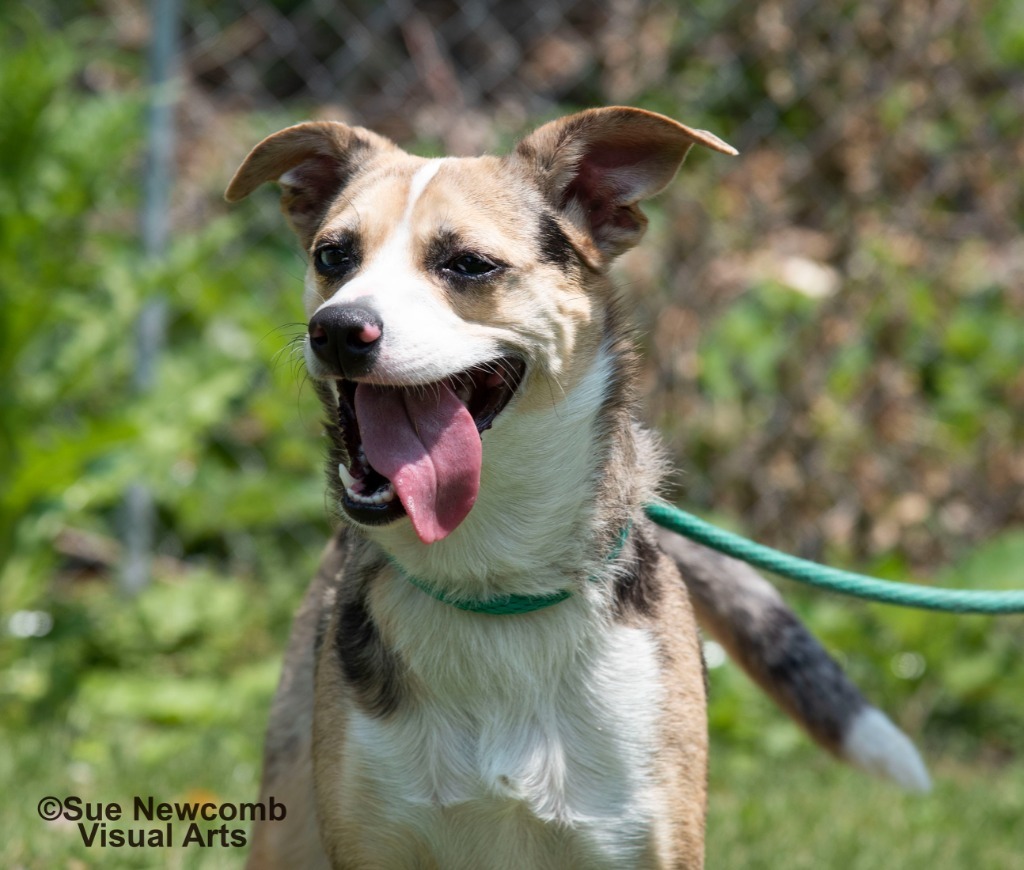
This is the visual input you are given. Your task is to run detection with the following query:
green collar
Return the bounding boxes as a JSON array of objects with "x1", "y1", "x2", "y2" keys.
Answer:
[{"x1": 391, "y1": 523, "x2": 633, "y2": 616}]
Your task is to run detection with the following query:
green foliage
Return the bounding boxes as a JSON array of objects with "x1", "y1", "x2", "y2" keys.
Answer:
[
  {"x1": 0, "y1": 14, "x2": 137, "y2": 570},
  {"x1": 2, "y1": 7, "x2": 1023, "y2": 866},
  {"x1": 694, "y1": 277, "x2": 1023, "y2": 453},
  {"x1": 983, "y1": 0, "x2": 1024, "y2": 68},
  {"x1": 699, "y1": 283, "x2": 817, "y2": 402},
  {"x1": 0, "y1": 34, "x2": 330, "y2": 862},
  {"x1": 0, "y1": 14, "x2": 330, "y2": 606}
]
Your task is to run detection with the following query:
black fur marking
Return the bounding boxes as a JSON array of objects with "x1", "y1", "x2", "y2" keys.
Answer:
[
  {"x1": 699, "y1": 637, "x2": 710, "y2": 697},
  {"x1": 538, "y1": 213, "x2": 575, "y2": 269},
  {"x1": 334, "y1": 561, "x2": 405, "y2": 718},
  {"x1": 426, "y1": 229, "x2": 507, "y2": 291},
  {"x1": 424, "y1": 228, "x2": 464, "y2": 272},
  {"x1": 657, "y1": 528, "x2": 870, "y2": 754},
  {"x1": 613, "y1": 527, "x2": 662, "y2": 618},
  {"x1": 314, "y1": 603, "x2": 330, "y2": 664},
  {"x1": 758, "y1": 607, "x2": 864, "y2": 748}
]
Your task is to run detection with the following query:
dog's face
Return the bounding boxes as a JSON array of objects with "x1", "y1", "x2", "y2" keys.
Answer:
[{"x1": 227, "y1": 108, "x2": 734, "y2": 546}]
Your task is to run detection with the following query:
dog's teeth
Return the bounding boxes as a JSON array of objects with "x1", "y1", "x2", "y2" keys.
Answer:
[
  {"x1": 345, "y1": 484, "x2": 395, "y2": 506},
  {"x1": 338, "y1": 463, "x2": 356, "y2": 490},
  {"x1": 366, "y1": 487, "x2": 394, "y2": 505}
]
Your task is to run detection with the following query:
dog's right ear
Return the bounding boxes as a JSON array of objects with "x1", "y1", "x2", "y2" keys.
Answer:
[
  {"x1": 515, "y1": 107, "x2": 737, "y2": 267},
  {"x1": 225, "y1": 122, "x2": 393, "y2": 248}
]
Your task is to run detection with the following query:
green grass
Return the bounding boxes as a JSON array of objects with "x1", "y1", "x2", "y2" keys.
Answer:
[
  {"x1": 708, "y1": 746, "x2": 1022, "y2": 869},
  {"x1": 6, "y1": 713, "x2": 1022, "y2": 868}
]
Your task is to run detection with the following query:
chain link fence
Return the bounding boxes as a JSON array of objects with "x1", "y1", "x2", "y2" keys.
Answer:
[{"x1": 112, "y1": 0, "x2": 1024, "y2": 573}]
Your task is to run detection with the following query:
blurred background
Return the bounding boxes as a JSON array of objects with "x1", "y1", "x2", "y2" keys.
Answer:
[{"x1": 2, "y1": 0, "x2": 1022, "y2": 866}]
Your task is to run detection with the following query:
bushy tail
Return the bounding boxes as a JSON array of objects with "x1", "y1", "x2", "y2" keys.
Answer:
[{"x1": 658, "y1": 528, "x2": 931, "y2": 792}]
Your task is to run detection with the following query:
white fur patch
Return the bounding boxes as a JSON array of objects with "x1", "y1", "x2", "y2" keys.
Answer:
[
  {"x1": 842, "y1": 706, "x2": 931, "y2": 792},
  {"x1": 341, "y1": 616, "x2": 665, "y2": 866},
  {"x1": 403, "y1": 159, "x2": 447, "y2": 217}
]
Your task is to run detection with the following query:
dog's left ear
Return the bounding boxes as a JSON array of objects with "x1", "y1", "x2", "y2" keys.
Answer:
[
  {"x1": 515, "y1": 107, "x2": 737, "y2": 265},
  {"x1": 225, "y1": 121, "x2": 395, "y2": 248}
]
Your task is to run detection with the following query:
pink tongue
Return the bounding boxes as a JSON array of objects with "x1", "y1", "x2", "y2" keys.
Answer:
[{"x1": 354, "y1": 382, "x2": 482, "y2": 544}]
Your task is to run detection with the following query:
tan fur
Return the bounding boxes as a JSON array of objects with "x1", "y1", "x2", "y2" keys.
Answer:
[
  {"x1": 247, "y1": 534, "x2": 342, "y2": 870},
  {"x1": 646, "y1": 551, "x2": 709, "y2": 864}
]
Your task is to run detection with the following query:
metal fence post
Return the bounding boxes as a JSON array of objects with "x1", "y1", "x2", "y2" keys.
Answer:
[{"x1": 120, "y1": 0, "x2": 182, "y2": 595}]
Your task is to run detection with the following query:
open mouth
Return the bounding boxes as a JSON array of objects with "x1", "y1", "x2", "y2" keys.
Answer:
[{"x1": 333, "y1": 356, "x2": 526, "y2": 543}]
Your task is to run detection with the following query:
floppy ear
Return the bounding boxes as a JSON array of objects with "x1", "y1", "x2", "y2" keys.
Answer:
[
  {"x1": 515, "y1": 107, "x2": 737, "y2": 265},
  {"x1": 225, "y1": 121, "x2": 394, "y2": 247}
]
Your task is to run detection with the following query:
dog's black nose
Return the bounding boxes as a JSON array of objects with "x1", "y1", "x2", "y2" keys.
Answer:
[{"x1": 308, "y1": 303, "x2": 384, "y2": 378}]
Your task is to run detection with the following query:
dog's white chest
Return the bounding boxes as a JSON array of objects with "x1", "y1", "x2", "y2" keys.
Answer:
[{"x1": 341, "y1": 618, "x2": 665, "y2": 868}]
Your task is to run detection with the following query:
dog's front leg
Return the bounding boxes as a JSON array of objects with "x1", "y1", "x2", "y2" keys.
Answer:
[{"x1": 246, "y1": 532, "x2": 348, "y2": 870}]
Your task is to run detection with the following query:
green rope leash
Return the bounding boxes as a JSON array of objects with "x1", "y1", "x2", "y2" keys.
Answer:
[
  {"x1": 645, "y1": 501, "x2": 1024, "y2": 615},
  {"x1": 396, "y1": 504, "x2": 1024, "y2": 616}
]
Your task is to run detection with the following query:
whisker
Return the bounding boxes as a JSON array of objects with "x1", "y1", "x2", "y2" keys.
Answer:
[
  {"x1": 271, "y1": 331, "x2": 304, "y2": 357},
  {"x1": 272, "y1": 333, "x2": 308, "y2": 375}
]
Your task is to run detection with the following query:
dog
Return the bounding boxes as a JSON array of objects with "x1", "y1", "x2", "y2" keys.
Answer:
[{"x1": 226, "y1": 107, "x2": 929, "y2": 869}]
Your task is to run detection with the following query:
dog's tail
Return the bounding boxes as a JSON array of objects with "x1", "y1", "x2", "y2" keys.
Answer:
[{"x1": 657, "y1": 528, "x2": 931, "y2": 792}]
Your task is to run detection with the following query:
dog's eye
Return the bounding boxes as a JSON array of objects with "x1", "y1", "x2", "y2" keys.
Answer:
[
  {"x1": 314, "y1": 244, "x2": 356, "y2": 275},
  {"x1": 445, "y1": 253, "x2": 498, "y2": 278}
]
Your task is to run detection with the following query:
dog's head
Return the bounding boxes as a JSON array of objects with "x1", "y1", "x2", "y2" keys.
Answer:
[{"x1": 227, "y1": 108, "x2": 734, "y2": 547}]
